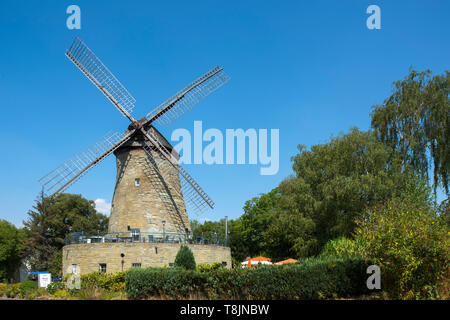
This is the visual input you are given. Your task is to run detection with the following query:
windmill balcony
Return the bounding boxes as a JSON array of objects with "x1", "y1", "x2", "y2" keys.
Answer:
[{"x1": 65, "y1": 231, "x2": 227, "y2": 246}]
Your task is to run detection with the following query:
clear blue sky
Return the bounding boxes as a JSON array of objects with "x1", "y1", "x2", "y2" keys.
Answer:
[{"x1": 0, "y1": 1, "x2": 448, "y2": 227}]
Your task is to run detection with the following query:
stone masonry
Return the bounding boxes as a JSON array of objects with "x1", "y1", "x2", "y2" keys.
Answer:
[
  {"x1": 63, "y1": 243, "x2": 231, "y2": 275},
  {"x1": 108, "y1": 146, "x2": 190, "y2": 235}
]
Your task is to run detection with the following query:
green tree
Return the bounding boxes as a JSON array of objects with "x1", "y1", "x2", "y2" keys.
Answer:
[
  {"x1": 371, "y1": 69, "x2": 449, "y2": 195},
  {"x1": 174, "y1": 245, "x2": 196, "y2": 270},
  {"x1": 0, "y1": 220, "x2": 27, "y2": 282},
  {"x1": 354, "y1": 194, "x2": 449, "y2": 299},
  {"x1": 263, "y1": 128, "x2": 418, "y2": 258},
  {"x1": 240, "y1": 190, "x2": 279, "y2": 257},
  {"x1": 23, "y1": 192, "x2": 109, "y2": 273}
]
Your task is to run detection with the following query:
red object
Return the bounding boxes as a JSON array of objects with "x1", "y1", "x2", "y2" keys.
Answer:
[
  {"x1": 250, "y1": 256, "x2": 272, "y2": 262},
  {"x1": 275, "y1": 258, "x2": 298, "y2": 265}
]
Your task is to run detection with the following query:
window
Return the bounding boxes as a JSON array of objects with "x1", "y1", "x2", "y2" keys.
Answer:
[
  {"x1": 99, "y1": 263, "x2": 107, "y2": 273},
  {"x1": 72, "y1": 264, "x2": 78, "y2": 274},
  {"x1": 135, "y1": 178, "x2": 140, "y2": 186},
  {"x1": 222, "y1": 261, "x2": 227, "y2": 267},
  {"x1": 169, "y1": 263, "x2": 174, "y2": 268},
  {"x1": 132, "y1": 263, "x2": 141, "y2": 268},
  {"x1": 131, "y1": 228, "x2": 140, "y2": 242}
]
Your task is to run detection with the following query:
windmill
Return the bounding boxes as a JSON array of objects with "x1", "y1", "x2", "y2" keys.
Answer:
[{"x1": 39, "y1": 37, "x2": 230, "y2": 239}]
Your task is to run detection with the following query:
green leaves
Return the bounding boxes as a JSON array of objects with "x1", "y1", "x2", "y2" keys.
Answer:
[
  {"x1": 174, "y1": 245, "x2": 196, "y2": 270},
  {"x1": 23, "y1": 192, "x2": 109, "y2": 274},
  {"x1": 354, "y1": 197, "x2": 449, "y2": 299},
  {"x1": 0, "y1": 220, "x2": 27, "y2": 282},
  {"x1": 371, "y1": 69, "x2": 449, "y2": 195},
  {"x1": 125, "y1": 257, "x2": 371, "y2": 300}
]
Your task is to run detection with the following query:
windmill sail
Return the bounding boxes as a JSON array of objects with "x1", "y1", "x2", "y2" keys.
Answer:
[
  {"x1": 146, "y1": 66, "x2": 230, "y2": 127},
  {"x1": 39, "y1": 130, "x2": 133, "y2": 196},
  {"x1": 66, "y1": 36, "x2": 136, "y2": 122},
  {"x1": 141, "y1": 128, "x2": 214, "y2": 216}
]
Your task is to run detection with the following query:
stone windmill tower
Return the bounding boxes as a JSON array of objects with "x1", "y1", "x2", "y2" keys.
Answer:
[{"x1": 39, "y1": 37, "x2": 230, "y2": 240}]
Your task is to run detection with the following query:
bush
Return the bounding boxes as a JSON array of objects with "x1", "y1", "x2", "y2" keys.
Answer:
[
  {"x1": 126, "y1": 256, "x2": 371, "y2": 299},
  {"x1": 20, "y1": 280, "x2": 38, "y2": 297},
  {"x1": 355, "y1": 199, "x2": 450, "y2": 299},
  {"x1": 174, "y1": 245, "x2": 196, "y2": 270},
  {"x1": 81, "y1": 271, "x2": 126, "y2": 292},
  {"x1": 5, "y1": 283, "x2": 20, "y2": 298},
  {"x1": 46, "y1": 281, "x2": 65, "y2": 294},
  {"x1": 320, "y1": 237, "x2": 365, "y2": 258},
  {"x1": 52, "y1": 289, "x2": 68, "y2": 299},
  {"x1": 0, "y1": 283, "x2": 8, "y2": 297},
  {"x1": 196, "y1": 262, "x2": 223, "y2": 272}
]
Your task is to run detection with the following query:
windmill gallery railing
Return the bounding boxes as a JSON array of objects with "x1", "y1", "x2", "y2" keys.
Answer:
[{"x1": 65, "y1": 231, "x2": 228, "y2": 246}]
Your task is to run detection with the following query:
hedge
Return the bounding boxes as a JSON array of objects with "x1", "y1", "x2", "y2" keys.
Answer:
[{"x1": 126, "y1": 256, "x2": 371, "y2": 299}]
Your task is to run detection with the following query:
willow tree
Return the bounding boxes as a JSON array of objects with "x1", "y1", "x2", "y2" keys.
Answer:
[{"x1": 371, "y1": 69, "x2": 449, "y2": 195}]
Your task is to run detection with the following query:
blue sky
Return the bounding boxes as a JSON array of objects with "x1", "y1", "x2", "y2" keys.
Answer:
[{"x1": 0, "y1": 1, "x2": 448, "y2": 227}]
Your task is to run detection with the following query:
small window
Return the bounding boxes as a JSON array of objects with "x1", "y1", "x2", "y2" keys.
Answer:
[
  {"x1": 131, "y1": 229, "x2": 140, "y2": 242},
  {"x1": 135, "y1": 178, "x2": 140, "y2": 186},
  {"x1": 169, "y1": 263, "x2": 174, "y2": 268},
  {"x1": 99, "y1": 263, "x2": 107, "y2": 273},
  {"x1": 72, "y1": 264, "x2": 78, "y2": 274},
  {"x1": 222, "y1": 261, "x2": 227, "y2": 267},
  {"x1": 132, "y1": 263, "x2": 141, "y2": 268}
]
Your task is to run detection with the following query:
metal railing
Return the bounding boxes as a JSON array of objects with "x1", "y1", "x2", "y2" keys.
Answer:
[{"x1": 65, "y1": 231, "x2": 227, "y2": 246}]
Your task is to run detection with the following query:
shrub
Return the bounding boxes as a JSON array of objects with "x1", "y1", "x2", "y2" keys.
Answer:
[
  {"x1": 52, "y1": 289, "x2": 68, "y2": 299},
  {"x1": 46, "y1": 281, "x2": 65, "y2": 294},
  {"x1": 126, "y1": 256, "x2": 370, "y2": 299},
  {"x1": 81, "y1": 271, "x2": 126, "y2": 292},
  {"x1": 5, "y1": 283, "x2": 20, "y2": 298},
  {"x1": 0, "y1": 283, "x2": 8, "y2": 297},
  {"x1": 174, "y1": 245, "x2": 196, "y2": 270},
  {"x1": 320, "y1": 237, "x2": 365, "y2": 258},
  {"x1": 20, "y1": 280, "x2": 38, "y2": 297},
  {"x1": 196, "y1": 262, "x2": 223, "y2": 272},
  {"x1": 355, "y1": 199, "x2": 450, "y2": 299}
]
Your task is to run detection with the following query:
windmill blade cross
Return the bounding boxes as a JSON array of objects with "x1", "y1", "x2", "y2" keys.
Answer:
[
  {"x1": 145, "y1": 66, "x2": 230, "y2": 127},
  {"x1": 141, "y1": 127, "x2": 214, "y2": 216},
  {"x1": 39, "y1": 130, "x2": 133, "y2": 196},
  {"x1": 66, "y1": 37, "x2": 136, "y2": 123}
]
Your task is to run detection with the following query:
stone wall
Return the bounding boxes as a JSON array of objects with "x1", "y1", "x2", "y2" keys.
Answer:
[{"x1": 62, "y1": 242, "x2": 231, "y2": 276}]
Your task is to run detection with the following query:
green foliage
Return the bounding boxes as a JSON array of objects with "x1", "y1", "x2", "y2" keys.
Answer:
[
  {"x1": 0, "y1": 220, "x2": 27, "y2": 282},
  {"x1": 320, "y1": 237, "x2": 365, "y2": 258},
  {"x1": 5, "y1": 283, "x2": 21, "y2": 298},
  {"x1": 190, "y1": 217, "x2": 247, "y2": 263},
  {"x1": 196, "y1": 262, "x2": 223, "y2": 272},
  {"x1": 20, "y1": 280, "x2": 38, "y2": 294},
  {"x1": 126, "y1": 257, "x2": 370, "y2": 299},
  {"x1": 0, "y1": 281, "x2": 49, "y2": 299},
  {"x1": 240, "y1": 190, "x2": 279, "y2": 258},
  {"x1": 46, "y1": 281, "x2": 65, "y2": 294},
  {"x1": 262, "y1": 128, "x2": 415, "y2": 260},
  {"x1": 23, "y1": 192, "x2": 108, "y2": 273},
  {"x1": 355, "y1": 197, "x2": 450, "y2": 299},
  {"x1": 47, "y1": 251, "x2": 62, "y2": 276},
  {"x1": 371, "y1": 69, "x2": 449, "y2": 194},
  {"x1": 52, "y1": 289, "x2": 68, "y2": 299},
  {"x1": 174, "y1": 245, "x2": 196, "y2": 270},
  {"x1": 80, "y1": 271, "x2": 126, "y2": 292}
]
